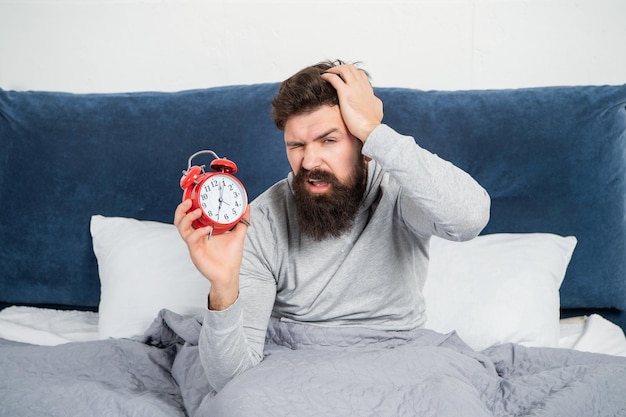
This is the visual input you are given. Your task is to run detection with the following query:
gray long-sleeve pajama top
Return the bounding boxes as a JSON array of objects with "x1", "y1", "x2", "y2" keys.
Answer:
[{"x1": 199, "y1": 124, "x2": 491, "y2": 392}]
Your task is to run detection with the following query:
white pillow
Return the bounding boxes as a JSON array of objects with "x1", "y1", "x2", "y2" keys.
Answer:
[
  {"x1": 423, "y1": 233, "x2": 577, "y2": 351},
  {"x1": 90, "y1": 215, "x2": 209, "y2": 339}
]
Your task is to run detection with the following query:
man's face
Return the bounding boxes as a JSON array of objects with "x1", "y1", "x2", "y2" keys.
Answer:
[
  {"x1": 284, "y1": 105, "x2": 364, "y2": 190},
  {"x1": 284, "y1": 105, "x2": 367, "y2": 240}
]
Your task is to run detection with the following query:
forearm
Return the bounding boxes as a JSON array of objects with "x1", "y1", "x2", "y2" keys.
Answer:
[
  {"x1": 199, "y1": 254, "x2": 277, "y2": 392},
  {"x1": 199, "y1": 298, "x2": 263, "y2": 392},
  {"x1": 363, "y1": 124, "x2": 490, "y2": 240}
]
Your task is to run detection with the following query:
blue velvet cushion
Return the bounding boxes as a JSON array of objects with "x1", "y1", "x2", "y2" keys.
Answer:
[{"x1": 1, "y1": 84, "x2": 625, "y2": 327}]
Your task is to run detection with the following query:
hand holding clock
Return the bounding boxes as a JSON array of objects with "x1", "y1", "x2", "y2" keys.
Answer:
[
  {"x1": 176, "y1": 151, "x2": 251, "y2": 310},
  {"x1": 174, "y1": 199, "x2": 250, "y2": 310}
]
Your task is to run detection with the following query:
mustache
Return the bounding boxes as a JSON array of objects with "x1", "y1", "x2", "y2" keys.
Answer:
[{"x1": 294, "y1": 168, "x2": 340, "y2": 186}]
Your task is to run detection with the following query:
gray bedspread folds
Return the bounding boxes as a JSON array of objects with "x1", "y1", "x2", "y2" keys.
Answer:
[{"x1": 2, "y1": 309, "x2": 626, "y2": 417}]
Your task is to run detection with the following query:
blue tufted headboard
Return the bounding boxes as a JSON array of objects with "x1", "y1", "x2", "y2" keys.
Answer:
[
  {"x1": 1, "y1": 83, "x2": 625, "y2": 330},
  {"x1": 0, "y1": 84, "x2": 287, "y2": 308},
  {"x1": 375, "y1": 85, "x2": 626, "y2": 329}
]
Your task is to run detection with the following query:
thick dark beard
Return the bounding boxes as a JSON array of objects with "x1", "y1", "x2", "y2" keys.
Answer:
[{"x1": 292, "y1": 160, "x2": 367, "y2": 241}]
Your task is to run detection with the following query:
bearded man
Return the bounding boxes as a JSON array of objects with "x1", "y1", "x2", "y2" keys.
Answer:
[{"x1": 174, "y1": 60, "x2": 491, "y2": 393}]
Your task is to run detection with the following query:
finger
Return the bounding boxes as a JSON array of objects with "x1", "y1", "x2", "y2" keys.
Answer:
[
  {"x1": 177, "y1": 208, "x2": 203, "y2": 239},
  {"x1": 320, "y1": 71, "x2": 345, "y2": 90},
  {"x1": 188, "y1": 224, "x2": 213, "y2": 243},
  {"x1": 174, "y1": 199, "x2": 193, "y2": 226},
  {"x1": 181, "y1": 223, "x2": 214, "y2": 253},
  {"x1": 322, "y1": 64, "x2": 364, "y2": 84}
]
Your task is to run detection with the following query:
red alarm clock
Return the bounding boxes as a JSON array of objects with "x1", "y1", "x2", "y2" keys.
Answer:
[{"x1": 180, "y1": 150, "x2": 248, "y2": 235}]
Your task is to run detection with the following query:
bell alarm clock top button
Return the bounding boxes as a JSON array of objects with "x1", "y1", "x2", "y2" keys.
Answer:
[
  {"x1": 180, "y1": 165, "x2": 202, "y2": 189},
  {"x1": 210, "y1": 158, "x2": 237, "y2": 174}
]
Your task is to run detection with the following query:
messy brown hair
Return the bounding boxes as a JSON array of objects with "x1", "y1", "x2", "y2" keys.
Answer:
[{"x1": 270, "y1": 59, "x2": 346, "y2": 131}]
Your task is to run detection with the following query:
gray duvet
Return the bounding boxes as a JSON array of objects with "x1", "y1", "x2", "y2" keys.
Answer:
[{"x1": 2, "y1": 309, "x2": 626, "y2": 417}]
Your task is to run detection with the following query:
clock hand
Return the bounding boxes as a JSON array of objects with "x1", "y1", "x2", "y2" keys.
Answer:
[
  {"x1": 215, "y1": 181, "x2": 224, "y2": 221},
  {"x1": 220, "y1": 181, "x2": 232, "y2": 206}
]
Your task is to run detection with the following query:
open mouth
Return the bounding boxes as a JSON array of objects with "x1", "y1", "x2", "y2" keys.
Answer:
[
  {"x1": 294, "y1": 169, "x2": 337, "y2": 195},
  {"x1": 308, "y1": 178, "x2": 329, "y2": 187},
  {"x1": 307, "y1": 178, "x2": 330, "y2": 193}
]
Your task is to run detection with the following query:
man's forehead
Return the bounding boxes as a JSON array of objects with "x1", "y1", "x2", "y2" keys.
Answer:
[{"x1": 283, "y1": 105, "x2": 344, "y2": 142}]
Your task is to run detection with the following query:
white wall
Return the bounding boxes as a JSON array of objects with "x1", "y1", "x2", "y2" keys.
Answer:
[{"x1": 1, "y1": 0, "x2": 624, "y2": 93}]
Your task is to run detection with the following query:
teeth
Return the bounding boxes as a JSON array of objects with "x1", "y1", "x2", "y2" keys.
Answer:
[{"x1": 307, "y1": 177, "x2": 328, "y2": 187}]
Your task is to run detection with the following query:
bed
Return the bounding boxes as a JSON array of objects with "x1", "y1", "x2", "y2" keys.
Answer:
[{"x1": 1, "y1": 83, "x2": 626, "y2": 416}]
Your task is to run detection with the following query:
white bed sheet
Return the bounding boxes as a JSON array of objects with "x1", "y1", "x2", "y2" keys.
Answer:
[
  {"x1": 1, "y1": 306, "x2": 626, "y2": 357},
  {"x1": 558, "y1": 314, "x2": 626, "y2": 356},
  {"x1": 0, "y1": 306, "x2": 99, "y2": 345}
]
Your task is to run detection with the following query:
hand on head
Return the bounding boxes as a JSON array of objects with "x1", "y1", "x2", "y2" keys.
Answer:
[{"x1": 320, "y1": 64, "x2": 383, "y2": 142}]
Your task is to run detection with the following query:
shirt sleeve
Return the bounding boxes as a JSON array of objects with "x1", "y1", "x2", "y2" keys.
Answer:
[
  {"x1": 198, "y1": 204, "x2": 278, "y2": 392},
  {"x1": 362, "y1": 124, "x2": 491, "y2": 241}
]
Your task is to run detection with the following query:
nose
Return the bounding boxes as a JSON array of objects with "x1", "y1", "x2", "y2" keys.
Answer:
[{"x1": 301, "y1": 145, "x2": 321, "y2": 171}]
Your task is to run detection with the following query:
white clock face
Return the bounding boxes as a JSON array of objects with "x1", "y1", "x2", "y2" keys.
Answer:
[{"x1": 198, "y1": 174, "x2": 247, "y2": 225}]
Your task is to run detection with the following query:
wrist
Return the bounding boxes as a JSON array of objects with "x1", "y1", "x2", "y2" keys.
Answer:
[
  {"x1": 207, "y1": 280, "x2": 239, "y2": 311},
  {"x1": 207, "y1": 292, "x2": 238, "y2": 311},
  {"x1": 357, "y1": 122, "x2": 382, "y2": 143}
]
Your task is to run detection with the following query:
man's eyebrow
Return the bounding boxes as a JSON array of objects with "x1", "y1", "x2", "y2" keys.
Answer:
[
  {"x1": 285, "y1": 139, "x2": 303, "y2": 147},
  {"x1": 315, "y1": 128, "x2": 339, "y2": 141},
  {"x1": 286, "y1": 128, "x2": 339, "y2": 146}
]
